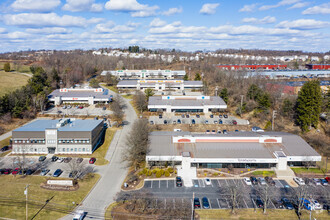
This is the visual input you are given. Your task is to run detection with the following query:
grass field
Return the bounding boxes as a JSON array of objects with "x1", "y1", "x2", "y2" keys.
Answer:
[
  {"x1": 0, "y1": 137, "x2": 11, "y2": 157},
  {"x1": 0, "y1": 71, "x2": 30, "y2": 96},
  {"x1": 291, "y1": 167, "x2": 325, "y2": 174},
  {"x1": 103, "y1": 85, "x2": 119, "y2": 93},
  {"x1": 0, "y1": 62, "x2": 31, "y2": 73},
  {"x1": 196, "y1": 209, "x2": 329, "y2": 220},
  {"x1": 0, "y1": 173, "x2": 100, "y2": 220},
  {"x1": 251, "y1": 170, "x2": 276, "y2": 177}
]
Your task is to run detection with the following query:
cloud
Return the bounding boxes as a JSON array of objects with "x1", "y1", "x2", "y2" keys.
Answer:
[
  {"x1": 242, "y1": 16, "x2": 276, "y2": 24},
  {"x1": 0, "y1": 28, "x2": 7, "y2": 34},
  {"x1": 95, "y1": 21, "x2": 139, "y2": 33},
  {"x1": 302, "y1": 3, "x2": 330, "y2": 14},
  {"x1": 149, "y1": 21, "x2": 205, "y2": 34},
  {"x1": 105, "y1": 0, "x2": 159, "y2": 17},
  {"x1": 150, "y1": 18, "x2": 167, "y2": 27},
  {"x1": 26, "y1": 27, "x2": 72, "y2": 34},
  {"x1": 3, "y1": 13, "x2": 95, "y2": 28},
  {"x1": 276, "y1": 19, "x2": 330, "y2": 30},
  {"x1": 11, "y1": 0, "x2": 60, "y2": 12},
  {"x1": 162, "y1": 7, "x2": 182, "y2": 16},
  {"x1": 288, "y1": 2, "x2": 310, "y2": 9},
  {"x1": 62, "y1": 0, "x2": 103, "y2": 12},
  {"x1": 259, "y1": 0, "x2": 300, "y2": 11},
  {"x1": 239, "y1": 4, "x2": 258, "y2": 12},
  {"x1": 130, "y1": 6, "x2": 159, "y2": 17},
  {"x1": 200, "y1": 3, "x2": 220, "y2": 15}
]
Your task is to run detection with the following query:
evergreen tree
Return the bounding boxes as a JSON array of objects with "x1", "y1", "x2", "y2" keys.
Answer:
[
  {"x1": 183, "y1": 74, "x2": 188, "y2": 81},
  {"x1": 3, "y1": 62, "x2": 10, "y2": 72},
  {"x1": 220, "y1": 88, "x2": 228, "y2": 104},
  {"x1": 281, "y1": 98, "x2": 294, "y2": 117},
  {"x1": 296, "y1": 80, "x2": 322, "y2": 132},
  {"x1": 257, "y1": 93, "x2": 271, "y2": 111},
  {"x1": 194, "y1": 73, "x2": 201, "y2": 81},
  {"x1": 247, "y1": 84, "x2": 262, "y2": 101}
]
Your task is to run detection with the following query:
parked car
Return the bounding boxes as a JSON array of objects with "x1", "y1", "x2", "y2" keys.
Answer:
[
  {"x1": 206, "y1": 130, "x2": 210, "y2": 134},
  {"x1": 205, "y1": 178, "x2": 211, "y2": 186},
  {"x1": 177, "y1": 119, "x2": 181, "y2": 124},
  {"x1": 210, "y1": 114, "x2": 214, "y2": 118},
  {"x1": 243, "y1": 177, "x2": 252, "y2": 185},
  {"x1": 235, "y1": 129, "x2": 239, "y2": 132},
  {"x1": 191, "y1": 119, "x2": 196, "y2": 124},
  {"x1": 250, "y1": 177, "x2": 258, "y2": 185},
  {"x1": 53, "y1": 169, "x2": 62, "y2": 177},
  {"x1": 217, "y1": 130, "x2": 221, "y2": 134},
  {"x1": 102, "y1": 106, "x2": 106, "y2": 110},
  {"x1": 325, "y1": 176, "x2": 330, "y2": 183},
  {"x1": 313, "y1": 178, "x2": 321, "y2": 185},
  {"x1": 252, "y1": 126, "x2": 264, "y2": 132},
  {"x1": 258, "y1": 177, "x2": 267, "y2": 185},
  {"x1": 323, "y1": 203, "x2": 330, "y2": 212},
  {"x1": 320, "y1": 179, "x2": 328, "y2": 186},
  {"x1": 194, "y1": 198, "x2": 201, "y2": 208},
  {"x1": 73, "y1": 210, "x2": 85, "y2": 220},
  {"x1": 232, "y1": 120, "x2": 237, "y2": 125},
  {"x1": 265, "y1": 176, "x2": 275, "y2": 186},
  {"x1": 89, "y1": 157, "x2": 96, "y2": 164},
  {"x1": 181, "y1": 114, "x2": 185, "y2": 118},
  {"x1": 281, "y1": 198, "x2": 293, "y2": 210},
  {"x1": 69, "y1": 171, "x2": 78, "y2": 178},
  {"x1": 256, "y1": 198, "x2": 264, "y2": 208},
  {"x1": 301, "y1": 198, "x2": 311, "y2": 210},
  {"x1": 223, "y1": 114, "x2": 228, "y2": 118},
  {"x1": 38, "y1": 156, "x2": 46, "y2": 161},
  {"x1": 219, "y1": 119, "x2": 223, "y2": 124},
  {"x1": 214, "y1": 120, "x2": 218, "y2": 124},
  {"x1": 186, "y1": 114, "x2": 190, "y2": 118},
  {"x1": 173, "y1": 120, "x2": 176, "y2": 124},
  {"x1": 12, "y1": 168, "x2": 20, "y2": 175},
  {"x1": 202, "y1": 197, "x2": 210, "y2": 209},
  {"x1": 223, "y1": 130, "x2": 228, "y2": 134},
  {"x1": 273, "y1": 200, "x2": 284, "y2": 209},
  {"x1": 51, "y1": 156, "x2": 58, "y2": 162},
  {"x1": 76, "y1": 158, "x2": 83, "y2": 163},
  {"x1": 219, "y1": 114, "x2": 223, "y2": 118},
  {"x1": 176, "y1": 176, "x2": 183, "y2": 187},
  {"x1": 26, "y1": 169, "x2": 34, "y2": 175},
  {"x1": 204, "y1": 120, "x2": 209, "y2": 124},
  {"x1": 64, "y1": 157, "x2": 72, "y2": 163},
  {"x1": 164, "y1": 120, "x2": 168, "y2": 125},
  {"x1": 3, "y1": 169, "x2": 11, "y2": 175},
  {"x1": 1, "y1": 146, "x2": 9, "y2": 152},
  {"x1": 40, "y1": 169, "x2": 50, "y2": 176},
  {"x1": 196, "y1": 114, "x2": 200, "y2": 118},
  {"x1": 311, "y1": 200, "x2": 322, "y2": 210},
  {"x1": 57, "y1": 157, "x2": 65, "y2": 163},
  {"x1": 159, "y1": 115, "x2": 162, "y2": 119},
  {"x1": 293, "y1": 177, "x2": 305, "y2": 185},
  {"x1": 150, "y1": 121, "x2": 154, "y2": 125}
]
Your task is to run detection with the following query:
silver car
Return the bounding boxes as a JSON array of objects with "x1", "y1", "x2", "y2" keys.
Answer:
[{"x1": 40, "y1": 169, "x2": 50, "y2": 176}]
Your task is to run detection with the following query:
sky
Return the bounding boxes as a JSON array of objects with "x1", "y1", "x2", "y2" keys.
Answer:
[{"x1": 0, "y1": 0, "x2": 330, "y2": 53}]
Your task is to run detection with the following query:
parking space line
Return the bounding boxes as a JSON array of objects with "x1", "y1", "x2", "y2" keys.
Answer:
[
  {"x1": 159, "y1": 180, "x2": 160, "y2": 188},
  {"x1": 150, "y1": 180, "x2": 153, "y2": 188},
  {"x1": 217, "y1": 199, "x2": 221, "y2": 209},
  {"x1": 243, "y1": 198, "x2": 248, "y2": 209},
  {"x1": 217, "y1": 179, "x2": 221, "y2": 187},
  {"x1": 167, "y1": 180, "x2": 168, "y2": 188},
  {"x1": 174, "y1": 180, "x2": 176, "y2": 188},
  {"x1": 211, "y1": 180, "x2": 214, "y2": 187},
  {"x1": 225, "y1": 179, "x2": 229, "y2": 186},
  {"x1": 225, "y1": 198, "x2": 230, "y2": 208},
  {"x1": 276, "y1": 180, "x2": 284, "y2": 188},
  {"x1": 251, "y1": 198, "x2": 256, "y2": 208},
  {"x1": 270, "y1": 200, "x2": 276, "y2": 209},
  {"x1": 208, "y1": 198, "x2": 212, "y2": 209}
]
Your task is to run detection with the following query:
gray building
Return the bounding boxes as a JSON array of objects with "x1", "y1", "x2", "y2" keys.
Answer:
[
  {"x1": 117, "y1": 79, "x2": 203, "y2": 91},
  {"x1": 148, "y1": 96, "x2": 227, "y2": 113},
  {"x1": 101, "y1": 69, "x2": 186, "y2": 79},
  {"x1": 12, "y1": 119, "x2": 104, "y2": 155},
  {"x1": 48, "y1": 88, "x2": 112, "y2": 105}
]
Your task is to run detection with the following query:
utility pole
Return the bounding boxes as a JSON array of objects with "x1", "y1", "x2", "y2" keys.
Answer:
[
  {"x1": 240, "y1": 95, "x2": 244, "y2": 117},
  {"x1": 272, "y1": 110, "x2": 277, "y2": 131},
  {"x1": 25, "y1": 184, "x2": 29, "y2": 220},
  {"x1": 191, "y1": 192, "x2": 195, "y2": 220},
  {"x1": 215, "y1": 86, "x2": 218, "y2": 96}
]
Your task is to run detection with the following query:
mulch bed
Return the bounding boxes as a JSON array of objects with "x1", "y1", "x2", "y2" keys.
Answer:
[{"x1": 40, "y1": 183, "x2": 79, "y2": 191}]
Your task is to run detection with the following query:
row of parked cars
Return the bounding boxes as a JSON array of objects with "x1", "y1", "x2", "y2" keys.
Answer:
[
  {"x1": 294, "y1": 177, "x2": 329, "y2": 186},
  {"x1": 243, "y1": 177, "x2": 276, "y2": 186}
]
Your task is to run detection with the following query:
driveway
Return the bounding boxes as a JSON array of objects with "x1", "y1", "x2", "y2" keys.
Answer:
[{"x1": 61, "y1": 88, "x2": 137, "y2": 219}]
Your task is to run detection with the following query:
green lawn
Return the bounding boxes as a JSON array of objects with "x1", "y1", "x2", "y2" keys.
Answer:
[
  {"x1": 0, "y1": 137, "x2": 11, "y2": 157},
  {"x1": 291, "y1": 167, "x2": 325, "y2": 174},
  {"x1": 103, "y1": 85, "x2": 119, "y2": 93},
  {"x1": 251, "y1": 170, "x2": 276, "y2": 177},
  {"x1": 0, "y1": 173, "x2": 100, "y2": 220},
  {"x1": 0, "y1": 71, "x2": 30, "y2": 96},
  {"x1": 0, "y1": 62, "x2": 31, "y2": 73}
]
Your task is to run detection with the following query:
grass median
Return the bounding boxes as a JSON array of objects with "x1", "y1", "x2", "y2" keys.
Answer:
[
  {"x1": 0, "y1": 173, "x2": 100, "y2": 220},
  {"x1": 291, "y1": 167, "x2": 325, "y2": 174},
  {"x1": 251, "y1": 170, "x2": 275, "y2": 177},
  {"x1": 0, "y1": 137, "x2": 11, "y2": 157}
]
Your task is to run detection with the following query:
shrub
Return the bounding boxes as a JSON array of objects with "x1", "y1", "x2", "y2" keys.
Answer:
[
  {"x1": 213, "y1": 173, "x2": 219, "y2": 176},
  {"x1": 143, "y1": 168, "x2": 148, "y2": 175},
  {"x1": 164, "y1": 170, "x2": 170, "y2": 177},
  {"x1": 138, "y1": 171, "x2": 144, "y2": 176},
  {"x1": 156, "y1": 170, "x2": 162, "y2": 178},
  {"x1": 152, "y1": 169, "x2": 157, "y2": 174},
  {"x1": 147, "y1": 170, "x2": 152, "y2": 176},
  {"x1": 160, "y1": 169, "x2": 165, "y2": 175},
  {"x1": 174, "y1": 170, "x2": 177, "y2": 174},
  {"x1": 204, "y1": 173, "x2": 207, "y2": 176},
  {"x1": 168, "y1": 167, "x2": 174, "y2": 173}
]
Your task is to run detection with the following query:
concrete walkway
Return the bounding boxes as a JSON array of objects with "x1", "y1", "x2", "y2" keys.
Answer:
[{"x1": 61, "y1": 88, "x2": 137, "y2": 220}]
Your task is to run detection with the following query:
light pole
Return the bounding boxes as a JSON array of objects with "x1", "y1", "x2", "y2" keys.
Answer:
[
  {"x1": 191, "y1": 192, "x2": 195, "y2": 220},
  {"x1": 240, "y1": 95, "x2": 244, "y2": 117},
  {"x1": 272, "y1": 110, "x2": 277, "y2": 131},
  {"x1": 25, "y1": 184, "x2": 29, "y2": 220}
]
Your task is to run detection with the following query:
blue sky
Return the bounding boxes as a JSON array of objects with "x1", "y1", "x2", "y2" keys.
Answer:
[{"x1": 0, "y1": 0, "x2": 330, "y2": 52}]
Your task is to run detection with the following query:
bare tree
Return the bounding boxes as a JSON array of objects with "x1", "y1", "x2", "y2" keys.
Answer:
[
  {"x1": 223, "y1": 180, "x2": 243, "y2": 214},
  {"x1": 290, "y1": 185, "x2": 310, "y2": 218},
  {"x1": 14, "y1": 145, "x2": 28, "y2": 172},
  {"x1": 66, "y1": 158, "x2": 86, "y2": 179},
  {"x1": 133, "y1": 91, "x2": 147, "y2": 113},
  {"x1": 256, "y1": 184, "x2": 274, "y2": 214},
  {"x1": 110, "y1": 94, "x2": 125, "y2": 126}
]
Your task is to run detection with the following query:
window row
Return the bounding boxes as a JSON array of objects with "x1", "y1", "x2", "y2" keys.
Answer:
[
  {"x1": 14, "y1": 140, "x2": 45, "y2": 144},
  {"x1": 60, "y1": 147, "x2": 91, "y2": 152},
  {"x1": 58, "y1": 139, "x2": 90, "y2": 144},
  {"x1": 14, "y1": 147, "x2": 46, "y2": 152}
]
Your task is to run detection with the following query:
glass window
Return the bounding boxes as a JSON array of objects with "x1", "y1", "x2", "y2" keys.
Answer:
[
  {"x1": 83, "y1": 140, "x2": 86, "y2": 143},
  {"x1": 71, "y1": 140, "x2": 74, "y2": 143},
  {"x1": 71, "y1": 148, "x2": 73, "y2": 152},
  {"x1": 43, "y1": 140, "x2": 45, "y2": 143},
  {"x1": 87, "y1": 140, "x2": 90, "y2": 143},
  {"x1": 35, "y1": 148, "x2": 37, "y2": 152},
  {"x1": 78, "y1": 140, "x2": 81, "y2": 143},
  {"x1": 78, "y1": 148, "x2": 81, "y2": 152},
  {"x1": 59, "y1": 140, "x2": 62, "y2": 143},
  {"x1": 75, "y1": 140, "x2": 78, "y2": 143},
  {"x1": 67, "y1": 148, "x2": 69, "y2": 152},
  {"x1": 82, "y1": 148, "x2": 85, "y2": 152},
  {"x1": 74, "y1": 148, "x2": 77, "y2": 152},
  {"x1": 63, "y1": 148, "x2": 65, "y2": 152},
  {"x1": 15, "y1": 140, "x2": 17, "y2": 143}
]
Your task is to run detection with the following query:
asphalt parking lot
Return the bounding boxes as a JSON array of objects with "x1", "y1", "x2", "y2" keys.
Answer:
[
  {"x1": 0, "y1": 156, "x2": 96, "y2": 178},
  {"x1": 119, "y1": 178, "x2": 330, "y2": 210},
  {"x1": 43, "y1": 105, "x2": 112, "y2": 116},
  {"x1": 149, "y1": 114, "x2": 249, "y2": 125}
]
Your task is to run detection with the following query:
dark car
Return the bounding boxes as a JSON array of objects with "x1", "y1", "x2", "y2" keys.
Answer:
[
  {"x1": 192, "y1": 119, "x2": 196, "y2": 124},
  {"x1": 159, "y1": 115, "x2": 163, "y2": 119},
  {"x1": 39, "y1": 156, "x2": 46, "y2": 161},
  {"x1": 235, "y1": 130, "x2": 239, "y2": 132},
  {"x1": 250, "y1": 176, "x2": 258, "y2": 185},
  {"x1": 210, "y1": 115, "x2": 214, "y2": 118},
  {"x1": 323, "y1": 204, "x2": 330, "y2": 212},
  {"x1": 219, "y1": 119, "x2": 223, "y2": 124},
  {"x1": 256, "y1": 198, "x2": 264, "y2": 208},
  {"x1": 219, "y1": 114, "x2": 223, "y2": 118},
  {"x1": 26, "y1": 169, "x2": 34, "y2": 175},
  {"x1": 12, "y1": 168, "x2": 20, "y2": 175},
  {"x1": 3, "y1": 169, "x2": 12, "y2": 174},
  {"x1": 0, "y1": 169, "x2": 5, "y2": 174},
  {"x1": 76, "y1": 158, "x2": 83, "y2": 163},
  {"x1": 176, "y1": 176, "x2": 183, "y2": 187},
  {"x1": 223, "y1": 129, "x2": 228, "y2": 134},
  {"x1": 64, "y1": 157, "x2": 72, "y2": 163},
  {"x1": 89, "y1": 157, "x2": 96, "y2": 164},
  {"x1": 265, "y1": 176, "x2": 275, "y2": 186},
  {"x1": 202, "y1": 197, "x2": 210, "y2": 209},
  {"x1": 186, "y1": 115, "x2": 190, "y2": 118},
  {"x1": 51, "y1": 156, "x2": 58, "y2": 162},
  {"x1": 53, "y1": 169, "x2": 62, "y2": 177},
  {"x1": 1, "y1": 146, "x2": 9, "y2": 152},
  {"x1": 232, "y1": 120, "x2": 237, "y2": 125},
  {"x1": 69, "y1": 171, "x2": 78, "y2": 178},
  {"x1": 102, "y1": 106, "x2": 106, "y2": 110},
  {"x1": 224, "y1": 114, "x2": 228, "y2": 118},
  {"x1": 177, "y1": 119, "x2": 181, "y2": 124},
  {"x1": 194, "y1": 198, "x2": 201, "y2": 208},
  {"x1": 164, "y1": 120, "x2": 168, "y2": 125},
  {"x1": 196, "y1": 114, "x2": 200, "y2": 118},
  {"x1": 273, "y1": 200, "x2": 284, "y2": 209},
  {"x1": 281, "y1": 198, "x2": 293, "y2": 210},
  {"x1": 181, "y1": 114, "x2": 185, "y2": 118}
]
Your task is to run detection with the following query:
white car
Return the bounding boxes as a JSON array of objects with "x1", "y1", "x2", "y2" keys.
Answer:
[
  {"x1": 252, "y1": 126, "x2": 264, "y2": 132},
  {"x1": 205, "y1": 178, "x2": 211, "y2": 186},
  {"x1": 57, "y1": 157, "x2": 65, "y2": 163},
  {"x1": 243, "y1": 177, "x2": 252, "y2": 186},
  {"x1": 73, "y1": 210, "x2": 85, "y2": 220},
  {"x1": 258, "y1": 177, "x2": 267, "y2": 185},
  {"x1": 312, "y1": 200, "x2": 322, "y2": 210},
  {"x1": 313, "y1": 178, "x2": 321, "y2": 186},
  {"x1": 293, "y1": 177, "x2": 305, "y2": 186}
]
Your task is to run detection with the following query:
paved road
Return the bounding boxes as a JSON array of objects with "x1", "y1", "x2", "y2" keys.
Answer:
[{"x1": 61, "y1": 89, "x2": 137, "y2": 219}]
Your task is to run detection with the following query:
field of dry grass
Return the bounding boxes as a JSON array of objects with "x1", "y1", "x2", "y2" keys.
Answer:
[{"x1": 0, "y1": 71, "x2": 30, "y2": 97}]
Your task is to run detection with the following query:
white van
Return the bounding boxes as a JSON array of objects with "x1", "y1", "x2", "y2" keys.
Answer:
[{"x1": 173, "y1": 129, "x2": 182, "y2": 132}]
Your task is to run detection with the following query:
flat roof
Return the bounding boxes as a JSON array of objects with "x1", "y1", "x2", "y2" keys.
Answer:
[
  {"x1": 48, "y1": 88, "x2": 112, "y2": 99},
  {"x1": 117, "y1": 80, "x2": 203, "y2": 87},
  {"x1": 148, "y1": 96, "x2": 227, "y2": 107},
  {"x1": 147, "y1": 131, "x2": 320, "y2": 159},
  {"x1": 13, "y1": 119, "x2": 103, "y2": 132}
]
